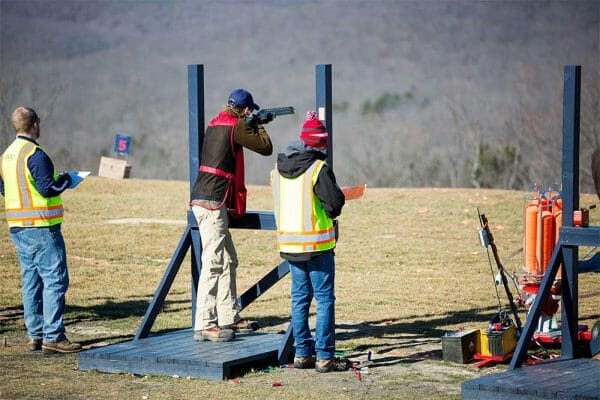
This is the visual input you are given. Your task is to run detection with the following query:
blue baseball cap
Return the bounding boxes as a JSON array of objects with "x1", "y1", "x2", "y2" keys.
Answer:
[{"x1": 227, "y1": 88, "x2": 260, "y2": 110}]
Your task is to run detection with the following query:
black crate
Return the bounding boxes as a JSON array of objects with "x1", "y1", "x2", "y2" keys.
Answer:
[{"x1": 442, "y1": 329, "x2": 479, "y2": 364}]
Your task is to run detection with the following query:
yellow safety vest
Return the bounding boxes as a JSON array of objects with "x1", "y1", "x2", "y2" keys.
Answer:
[
  {"x1": 1, "y1": 138, "x2": 64, "y2": 227},
  {"x1": 272, "y1": 159, "x2": 336, "y2": 253}
]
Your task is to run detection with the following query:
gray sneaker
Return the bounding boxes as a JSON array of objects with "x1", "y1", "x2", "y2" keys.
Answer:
[
  {"x1": 293, "y1": 356, "x2": 316, "y2": 369},
  {"x1": 221, "y1": 320, "x2": 259, "y2": 334},
  {"x1": 28, "y1": 338, "x2": 42, "y2": 352},
  {"x1": 193, "y1": 327, "x2": 234, "y2": 342},
  {"x1": 42, "y1": 339, "x2": 82, "y2": 354},
  {"x1": 315, "y1": 357, "x2": 351, "y2": 373}
]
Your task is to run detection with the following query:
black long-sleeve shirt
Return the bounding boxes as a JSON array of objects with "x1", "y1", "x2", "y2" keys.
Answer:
[{"x1": 0, "y1": 136, "x2": 70, "y2": 198}]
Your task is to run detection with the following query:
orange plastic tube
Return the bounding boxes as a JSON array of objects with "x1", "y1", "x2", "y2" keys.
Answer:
[
  {"x1": 536, "y1": 207, "x2": 543, "y2": 275},
  {"x1": 524, "y1": 205, "x2": 539, "y2": 274},
  {"x1": 541, "y1": 211, "x2": 555, "y2": 274},
  {"x1": 554, "y1": 210, "x2": 563, "y2": 279},
  {"x1": 553, "y1": 198, "x2": 563, "y2": 212}
]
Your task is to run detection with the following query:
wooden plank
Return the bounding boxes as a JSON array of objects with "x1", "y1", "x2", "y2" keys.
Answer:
[
  {"x1": 139, "y1": 351, "x2": 161, "y2": 364},
  {"x1": 147, "y1": 329, "x2": 192, "y2": 341},
  {"x1": 517, "y1": 365, "x2": 584, "y2": 398},
  {"x1": 462, "y1": 359, "x2": 599, "y2": 400},
  {"x1": 221, "y1": 349, "x2": 278, "y2": 367},
  {"x1": 556, "y1": 381, "x2": 600, "y2": 399},
  {"x1": 152, "y1": 336, "x2": 202, "y2": 357},
  {"x1": 90, "y1": 342, "x2": 137, "y2": 360},
  {"x1": 81, "y1": 355, "x2": 225, "y2": 380},
  {"x1": 538, "y1": 367, "x2": 599, "y2": 398},
  {"x1": 575, "y1": 387, "x2": 600, "y2": 400},
  {"x1": 461, "y1": 387, "x2": 540, "y2": 400},
  {"x1": 112, "y1": 351, "x2": 142, "y2": 362},
  {"x1": 506, "y1": 359, "x2": 591, "y2": 395},
  {"x1": 78, "y1": 330, "x2": 283, "y2": 380}
]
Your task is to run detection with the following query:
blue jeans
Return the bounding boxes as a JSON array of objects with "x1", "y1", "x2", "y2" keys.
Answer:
[
  {"x1": 289, "y1": 251, "x2": 336, "y2": 361},
  {"x1": 10, "y1": 226, "x2": 69, "y2": 343}
]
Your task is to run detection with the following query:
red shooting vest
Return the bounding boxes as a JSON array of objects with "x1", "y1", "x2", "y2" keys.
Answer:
[{"x1": 199, "y1": 112, "x2": 247, "y2": 219}]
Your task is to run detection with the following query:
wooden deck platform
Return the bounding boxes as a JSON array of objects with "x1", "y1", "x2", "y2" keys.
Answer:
[
  {"x1": 78, "y1": 329, "x2": 284, "y2": 380},
  {"x1": 461, "y1": 358, "x2": 600, "y2": 400}
]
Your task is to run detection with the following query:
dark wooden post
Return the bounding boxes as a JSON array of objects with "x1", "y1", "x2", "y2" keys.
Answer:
[
  {"x1": 559, "y1": 65, "x2": 581, "y2": 358},
  {"x1": 316, "y1": 64, "x2": 333, "y2": 166},
  {"x1": 187, "y1": 65, "x2": 204, "y2": 328},
  {"x1": 509, "y1": 65, "x2": 585, "y2": 368}
]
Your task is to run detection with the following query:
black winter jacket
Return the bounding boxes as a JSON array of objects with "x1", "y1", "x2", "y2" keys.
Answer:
[{"x1": 275, "y1": 140, "x2": 345, "y2": 261}]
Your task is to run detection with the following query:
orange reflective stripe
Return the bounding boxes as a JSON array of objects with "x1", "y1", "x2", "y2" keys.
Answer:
[
  {"x1": 5, "y1": 204, "x2": 64, "y2": 226},
  {"x1": 6, "y1": 205, "x2": 64, "y2": 217},
  {"x1": 16, "y1": 143, "x2": 36, "y2": 208}
]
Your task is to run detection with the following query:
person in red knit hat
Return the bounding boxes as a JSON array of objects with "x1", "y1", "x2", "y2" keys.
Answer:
[
  {"x1": 271, "y1": 111, "x2": 349, "y2": 372},
  {"x1": 300, "y1": 111, "x2": 329, "y2": 148}
]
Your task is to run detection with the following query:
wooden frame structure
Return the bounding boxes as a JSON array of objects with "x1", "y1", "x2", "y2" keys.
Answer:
[
  {"x1": 79, "y1": 64, "x2": 335, "y2": 379},
  {"x1": 462, "y1": 65, "x2": 599, "y2": 400},
  {"x1": 510, "y1": 65, "x2": 599, "y2": 369},
  {"x1": 135, "y1": 63, "x2": 333, "y2": 351}
]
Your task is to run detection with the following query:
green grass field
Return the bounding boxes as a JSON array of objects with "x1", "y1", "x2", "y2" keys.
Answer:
[{"x1": 1, "y1": 177, "x2": 598, "y2": 399}]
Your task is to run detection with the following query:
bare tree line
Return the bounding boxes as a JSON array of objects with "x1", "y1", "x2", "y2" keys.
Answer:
[
  {"x1": 2, "y1": 65, "x2": 597, "y2": 194},
  {"x1": 336, "y1": 77, "x2": 598, "y2": 194},
  {"x1": 0, "y1": 67, "x2": 64, "y2": 156}
]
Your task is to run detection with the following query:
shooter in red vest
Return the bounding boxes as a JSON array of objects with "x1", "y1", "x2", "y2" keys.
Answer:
[{"x1": 190, "y1": 89, "x2": 272, "y2": 342}]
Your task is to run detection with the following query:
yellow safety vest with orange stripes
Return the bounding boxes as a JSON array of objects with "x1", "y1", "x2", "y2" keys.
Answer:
[
  {"x1": 1, "y1": 138, "x2": 64, "y2": 227},
  {"x1": 271, "y1": 159, "x2": 336, "y2": 253}
]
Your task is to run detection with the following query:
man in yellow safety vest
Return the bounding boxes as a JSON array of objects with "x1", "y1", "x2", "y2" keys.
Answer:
[
  {"x1": 271, "y1": 111, "x2": 349, "y2": 372},
  {"x1": 0, "y1": 107, "x2": 81, "y2": 354}
]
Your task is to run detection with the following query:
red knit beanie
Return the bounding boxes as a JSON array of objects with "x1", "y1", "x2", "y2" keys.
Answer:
[{"x1": 300, "y1": 111, "x2": 328, "y2": 148}]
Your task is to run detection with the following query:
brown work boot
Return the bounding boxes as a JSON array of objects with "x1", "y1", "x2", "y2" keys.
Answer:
[
  {"x1": 315, "y1": 357, "x2": 351, "y2": 373},
  {"x1": 194, "y1": 327, "x2": 234, "y2": 342},
  {"x1": 293, "y1": 355, "x2": 316, "y2": 369},
  {"x1": 42, "y1": 338, "x2": 82, "y2": 354},
  {"x1": 222, "y1": 320, "x2": 259, "y2": 334},
  {"x1": 28, "y1": 338, "x2": 42, "y2": 352}
]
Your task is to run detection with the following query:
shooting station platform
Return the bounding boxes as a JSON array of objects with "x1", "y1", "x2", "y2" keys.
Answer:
[
  {"x1": 463, "y1": 65, "x2": 600, "y2": 400},
  {"x1": 78, "y1": 329, "x2": 284, "y2": 380},
  {"x1": 76, "y1": 65, "x2": 328, "y2": 380},
  {"x1": 461, "y1": 358, "x2": 600, "y2": 400}
]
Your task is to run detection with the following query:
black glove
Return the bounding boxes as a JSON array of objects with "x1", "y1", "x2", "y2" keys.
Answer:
[
  {"x1": 246, "y1": 111, "x2": 275, "y2": 125},
  {"x1": 262, "y1": 112, "x2": 275, "y2": 123},
  {"x1": 58, "y1": 171, "x2": 72, "y2": 185}
]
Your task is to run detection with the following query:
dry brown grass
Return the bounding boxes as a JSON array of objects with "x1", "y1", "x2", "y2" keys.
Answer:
[{"x1": 1, "y1": 177, "x2": 599, "y2": 399}]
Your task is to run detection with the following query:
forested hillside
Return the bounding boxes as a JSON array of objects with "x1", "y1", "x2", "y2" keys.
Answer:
[{"x1": 1, "y1": 0, "x2": 598, "y2": 192}]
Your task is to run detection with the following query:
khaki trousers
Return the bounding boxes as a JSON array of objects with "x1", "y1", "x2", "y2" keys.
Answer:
[{"x1": 192, "y1": 204, "x2": 240, "y2": 330}]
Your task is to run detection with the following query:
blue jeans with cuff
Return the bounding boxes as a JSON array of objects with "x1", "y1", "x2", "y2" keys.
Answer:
[
  {"x1": 10, "y1": 225, "x2": 69, "y2": 343},
  {"x1": 289, "y1": 251, "x2": 336, "y2": 361}
]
